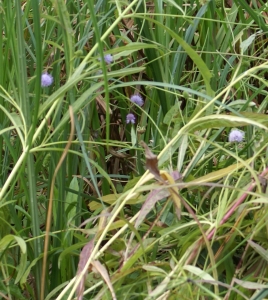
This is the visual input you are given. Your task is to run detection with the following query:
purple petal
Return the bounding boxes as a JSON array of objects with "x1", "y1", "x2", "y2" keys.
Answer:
[{"x1": 41, "y1": 73, "x2": 53, "y2": 87}]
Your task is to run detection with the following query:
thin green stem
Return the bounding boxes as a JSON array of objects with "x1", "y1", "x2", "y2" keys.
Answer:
[{"x1": 15, "y1": 1, "x2": 42, "y2": 297}]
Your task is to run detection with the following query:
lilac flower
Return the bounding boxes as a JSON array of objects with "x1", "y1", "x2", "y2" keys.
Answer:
[
  {"x1": 104, "y1": 54, "x2": 113, "y2": 64},
  {"x1": 41, "y1": 72, "x2": 53, "y2": 87},
  {"x1": 130, "y1": 94, "x2": 144, "y2": 106},
  {"x1": 126, "y1": 113, "x2": 136, "y2": 124},
  {"x1": 99, "y1": 54, "x2": 113, "y2": 64},
  {"x1": 229, "y1": 129, "x2": 245, "y2": 143}
]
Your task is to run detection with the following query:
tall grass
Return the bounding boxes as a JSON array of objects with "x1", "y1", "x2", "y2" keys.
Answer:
[{"x1": 0, "y1": 0, "x2": 268, "y2": 299}]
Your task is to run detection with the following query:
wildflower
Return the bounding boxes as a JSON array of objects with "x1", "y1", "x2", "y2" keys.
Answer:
[
  {"x1": 41, "y1": 72, "x2": 53, "y2": 87},
  {"x1": 104, "y1": 54, "x2": 113, "y2": 64},
  {"x1": 130, "y1": 94, "x2": 144, "y2": 106},
  {"x1": 99, "y1": 54, "x2": 113, "y2": 64},
  {"x1": 228, "y1": 129, "x2": 245, "y2": 143},
  {"x1": 126, "y1": 113, "x2": 136, "y2": 124}
]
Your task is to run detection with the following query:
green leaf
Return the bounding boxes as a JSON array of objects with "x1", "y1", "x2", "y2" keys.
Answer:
[
  {"x1": 123, "y1": 176, "x2": 143, "y2": 192},
  {"x1": 190, "y1": 159, "x2": 252, "y2": 183},
  {"x1": 177, "y1": 134, "x2": 188, "y2": 173},
  {"x1": 53, "y1": 67, "x2": 145, "y2": 135},
  {"x1": 15, "y1": 252, "x2": 27, "y2": 284},
  {"x1": 183, "y1": 265, "x2": 215, "y2": 281},
  {"x1": 151, "y1": 20, "x2": 214, "y2": 97},
  {"x1": 54, "y1": 0, "x2": 74, "y2": 75},
  {"x1": 113, "y1": 42, "x2": 159, "y2": 58},
  {"x1": 248, "y1": 240, "x2": 268, "y2": 262},
  {"x1": 0, "y1": 235, "x2": 26, "y2": 253},
  {"x1": 131, "y1": 125, "x2": 137, "y2": 147},
  {"x1": 240, "y1": 32, "x2": 257, "y2": 54},
  {"x1": 238, "y1": 112, "x2": 268, "y2": 126},
  {"x1": 20, "y1": 254, "x2": 43, "y2": 285},
  {"x1": 58, "y1": 241, "x2": 87, "y2": 269},
  {"x1": 250, "y1": 288, "x2": 268, "y2": 300},
  {"x1": 234, "y1": 278, "x2": 268, "y2": 289},
  {"x1": 142, "y1": 264, "x2": 167, "y2": 275},
  {"x1": 6, "y1": 281, "x2": 26, "y2": 299},
  {"x1": 65, "y1": 177, "x2": 79, "y2": 222},
  {"x1": 185, "y1": 114, "x2": 268, "y2": 132},
  {"x1": 120, "y1": 238, "x2": 156, "y2": 272},
  {"x1": 235, "y1": 0, "x2": 267, "y2": 33},
  {"x1": 163, "y1": 103, "x2": 181, "y2": 125}
]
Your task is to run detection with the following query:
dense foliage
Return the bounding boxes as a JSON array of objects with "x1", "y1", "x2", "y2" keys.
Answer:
[{"x1": 0, "y1": 0, "x2": 268, "y2": 299}]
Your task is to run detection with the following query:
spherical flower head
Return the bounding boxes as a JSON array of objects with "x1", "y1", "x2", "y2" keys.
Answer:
[
  {"x1": 41, "y1": 72, "x2": 53, "y2": 87},
  {"x1": 126, "y1": 113, "x2": 135, "y2": 124},
  {"x1": 104, "y1": 54, "x2": 113, "y2": 64},
  {"x1": 130, "y1": 94, "x2": 144, "y2": 106},
  {"x1": 99, "y1": 54, "x2": 113, "y2": 64},
  {"x1": 229, "y1": 129, "x2": 245, "y2": 143}
]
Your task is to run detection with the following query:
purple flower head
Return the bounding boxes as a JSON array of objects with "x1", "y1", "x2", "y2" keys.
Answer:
[
  {"x1": 41, "y1": 72, "x2": 53, "y2": 87},
  {"x1": 229, "y1": 129, "x2": 245, "y2": 143},
  {"x1": 104, "y1": 54, "x2": 113, "y2": 64},
  {"x1": 126, "y1": 113, "x2": 136, "y2": 124},
  {"x1": 99, "y1": 54, "x2": 113, "y2": 64},
  {"x1": 130, "y1": 94, "x2": 144, "y2": 106}
]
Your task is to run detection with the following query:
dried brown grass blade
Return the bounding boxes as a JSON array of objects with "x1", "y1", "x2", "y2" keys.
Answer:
[
  {"x1": 41, "y1": 106, "x2": 75, "y2": 300},
  {"x1": 76, "y1": 238, "x2": 95, "y2": 300},
  {"x1": 92, "y1": 260, "x2": 117, "y2": 300},
  {"x1": 140, "y1": 141, "x2": 162, "y2": 181},
  {"x1": 140, "y1": 141, "x2": 182, "y2": 218},
  {"x1": 135, "y1": 188, "x2": 170, "y2": 229}
]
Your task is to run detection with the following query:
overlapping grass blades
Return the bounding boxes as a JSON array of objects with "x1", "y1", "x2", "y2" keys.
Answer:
[{"x1": 0, "y1": 0, "x2": 267, "y2": 299}]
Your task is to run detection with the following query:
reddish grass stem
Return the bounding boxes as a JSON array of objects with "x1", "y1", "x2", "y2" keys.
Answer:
[
  {"x1": 186, "y1": 166, "x2": 268, "y2": 265},
  {"x1": 207, "y1": 166, "x2": 268, "y2": 241}
]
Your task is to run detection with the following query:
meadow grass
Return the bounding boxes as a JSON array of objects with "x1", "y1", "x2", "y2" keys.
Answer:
[{"x1": 0, "y1": 0, "x2": 268, "y2": 299}]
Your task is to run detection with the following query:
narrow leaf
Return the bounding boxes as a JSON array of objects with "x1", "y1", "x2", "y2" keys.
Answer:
[
  {"x1": 177, "y1": 134, "x2": 188, "y2": 173},
  {"x1": 190, "y1": 159, "x2": 252, "y2": 183},
  {"x1": 234, "y1": 278, "x2": 268, "y2": 289},
  {"x1": 15, "y1": 252, "x2": 27, "y2": 284},
  {"x1": 140, "y1": 141, "x2": 161, "y2": 181},
  {"x1": 183, "y1": 265, "x2": 215, "y2": 281},
  {"x1": 135, "y1": 188, "x2": 170, "y2": 229},
  {"x1": 240, "y1": 33, "x2": 257, "y2": 54},
  {"x1": 142, "y1": 264, "x2": 167, "y2": 275},
  {"x1": 0, "y1": 235, "x2": 26, "y2": 253},
  {"x1": 92, "y1": 260, "x2": 117, "y2": 300},
  {"x1": 248, "y1": 240, "x2": 268, "y2": 262},
  {"x1": 76, "y1": 238, "x2": 95, "y2": 300},
  {"x1": 161, "y1": 171, "x2": 181, "y2": 219},
  {"x1": 65, "y1": 177, "x2": 79, "y2": 222}
]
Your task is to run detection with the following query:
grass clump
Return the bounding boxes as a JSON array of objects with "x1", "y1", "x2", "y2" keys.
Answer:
[{"x1": 0, "y1": 0, "x2": 268, "y2": 299}]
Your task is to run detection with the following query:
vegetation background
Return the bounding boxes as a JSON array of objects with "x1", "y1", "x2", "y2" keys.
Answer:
[{"x1": 0, "y1": 0, "x2": 268, "y2": 299}]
